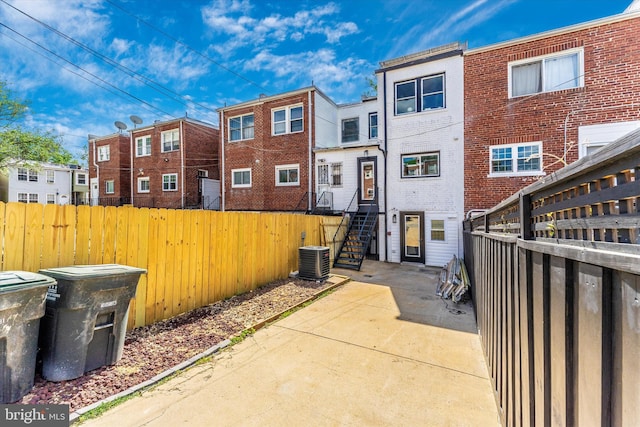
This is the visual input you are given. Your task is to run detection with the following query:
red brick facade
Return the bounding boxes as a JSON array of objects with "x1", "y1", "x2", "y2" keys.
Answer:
[
  {"x1": 464, "y1": 15, "x2": 640, "y2": 212},
  {"x1": 88, "y1": 134, "x2": 131, "y2": 204},
  {"x1": 220, "y1": 90, "x2": 314, "y2": 211}
]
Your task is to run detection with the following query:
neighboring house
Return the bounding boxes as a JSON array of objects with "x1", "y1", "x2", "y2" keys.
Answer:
[
  {"x1": 0, "y1": 162, "x2": 89, "y2": 205},
  {"x1": 375, "y1": 42, "x2": 466, "y2": 267},
  {"x1": 464, "y1": 8, "x2": 640, "y2": 212},
  {"x1": 88, "y1": 117, "x2": 220, "y2": 209}
]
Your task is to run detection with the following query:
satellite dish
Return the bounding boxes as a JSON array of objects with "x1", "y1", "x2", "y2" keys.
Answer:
[
  {"x1": 114, "y1": 121, "x2": 127, "y2": 132},
  {"x1": 130, "y1": 115, "x2": 143, "y2": 128}
]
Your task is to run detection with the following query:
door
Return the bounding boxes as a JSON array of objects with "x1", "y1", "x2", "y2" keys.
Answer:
[
  {"x1": 90, "y1": 178, "x2": 99, "y2": 206},
  {"x1": 358, "y1": 157, "x2": 377, "y2": 204},
  {"x1": 400, "y1": 212, "x2": 425, "y2": 264}
]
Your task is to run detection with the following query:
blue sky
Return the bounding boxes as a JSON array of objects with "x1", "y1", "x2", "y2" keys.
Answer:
[{"x1": 0, "y1": 0, "x2": 635, "y2": 161}]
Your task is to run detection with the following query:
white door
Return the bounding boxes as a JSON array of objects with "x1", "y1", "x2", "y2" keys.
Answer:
[{"x1": 90, "y1": 178, "x2": 99, "y2": 206}]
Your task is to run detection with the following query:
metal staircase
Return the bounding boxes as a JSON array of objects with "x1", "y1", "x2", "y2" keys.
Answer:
[{"x1": 333, "y1": 204, "x2": 378, "y2": 270}]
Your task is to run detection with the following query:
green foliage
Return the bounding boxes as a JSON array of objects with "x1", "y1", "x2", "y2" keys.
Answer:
[
  {"x1": 0, "y1": 81, "x2": 27, "y2": 126},
  {"x1": 362, "y1": 72, "x2": 378, "y2": 98}
]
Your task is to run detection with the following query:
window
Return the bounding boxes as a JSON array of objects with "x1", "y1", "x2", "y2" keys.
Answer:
[
  {"x1": 402, "y1": 152, "x2": 440, "y2": 178},
  {"x1": 138, "y1": 177, "x2": 150, "y2": 193},
  {"x1": 161, "y1": 129, "x2": 180, "y2": 152},
  {"x1": 46, "y1": 170, "x2": 55, "y2": 183},
  {"x1": 97, "y1": 145, "x2": 110, "y2": 161},
  {"x1": 229, "y1": 113, "x2": 254, "y2": 141},
  {"x1": 197, "y1": 169, "x2": 208, "y2": 178},
  {"x1": 17, "y1": 193, "x2": 38, "y2": 203},
  {"x1": 369, "y1": 113, "x2": 378, "y2": 139},
  {"x1": 317, "y1": 164, "x2": 329, "y2": 185},
  {"x1": 272, "y1": 105, "x2": 303, "y2": 135},
  {"x1": 510, "y1": 49, "x2": 583, "y2": 97},
  {"x1": 431, "y1": 220, "x2": 445, "y2": 241},
  {"x1": 47, "y1": 194, "x2": 56, "y2": 204},
  {"x1": 490, "y1": 142, "x2": 543, "y2": 176},
  {"x1": 76, "y1": 173, "x2": 87, "y2": 185},
  {"x1": 136, "y1": 135, "x2": 152, "y2": 156},
  {"x1": 18, "y1": 168, "x2": 38, "y2": 182},
  {"x1": 395, "y1": 73, "x2": 445, "y2": 115},
  {"x1": 17, "y1": 168, "x2": 27, "y2": 181},
  {"x1": 162, "y1": 173, "x2": 178, "y2": 191},
  {"x1": 275, "y1": 164, "x2": 299, "y2": 186},
  {"x1": 105, "y1": 180, "x2": 115, "y2": 194},
  {"x1": 331, "y1": 162, "x2": 342, "y2": 186},
  {"x1": 342, "y1": 118, "x2": 359, "y2": 143},
  {"x1": 232, "y1": 168, "x2": 251, "y2": 188}
]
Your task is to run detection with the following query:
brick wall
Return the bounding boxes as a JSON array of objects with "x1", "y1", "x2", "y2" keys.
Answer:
[
  {"x1": 88, "y1": 134, "x2": 131, "y2": 201},
  {"x1": 222, "y1": 91, "x2": 313, "y2": 211},
  {"x1": 464, "y1": 16, "x2": 640, "y2": 212}
]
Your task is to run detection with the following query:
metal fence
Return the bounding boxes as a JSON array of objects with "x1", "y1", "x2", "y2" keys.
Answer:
[{"x1": 463, "y1": 128, "x2": 640, "y2": 426}]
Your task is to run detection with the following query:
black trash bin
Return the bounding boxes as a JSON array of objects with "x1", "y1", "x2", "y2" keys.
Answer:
[
  {"x1": 0, "y1": 271, "x2": 56, "y2": 403},
  {"x1": 38, "y1": 264, "x2": 146, "y2": 382}
]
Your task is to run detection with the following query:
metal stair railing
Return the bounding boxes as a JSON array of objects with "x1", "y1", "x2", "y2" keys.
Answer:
[{"x1": 331, "y1": 189, "x2": 359, "y2": 263}]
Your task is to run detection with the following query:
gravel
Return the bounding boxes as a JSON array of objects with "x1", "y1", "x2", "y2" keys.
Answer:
[{"x1": 18, "y1": 278, "x2": 336, "y2": 413}]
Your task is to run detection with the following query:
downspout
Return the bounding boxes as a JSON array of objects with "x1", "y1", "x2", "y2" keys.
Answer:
[
  {"x1": 308, "y1": 90, "x2": 313, "y2": 210},
  {"x1": 180, "y1": 120, "x2": 185, "y2": 208},
  {"x1": 91, "y1": 137, "x2": 99, "y2": 206},
  {"x1": 130, "y1": 131, "x2": 134, "y2": 206},
  {"x1": 220, "y1": 111, "x2": 225, "y2": 212},
  {"x1": 382, "y1": 71, "x2": 389, "y2": 263}
]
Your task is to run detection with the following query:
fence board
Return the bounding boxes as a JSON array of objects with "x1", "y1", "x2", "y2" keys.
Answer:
[{"x1": 24, "y1": 203, "x2": 43, "y2": 272}]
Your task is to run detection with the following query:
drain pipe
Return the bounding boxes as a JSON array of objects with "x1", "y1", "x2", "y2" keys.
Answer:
[
  {"x1": 220, "y1": 110, "x2": 225, "y2": 212},
  {"x1": 382, "y1": 70, "x2": 389, "y2": 263},
  {"x1": 308, "y1": 90, "x2": 313, "y2": 210}
]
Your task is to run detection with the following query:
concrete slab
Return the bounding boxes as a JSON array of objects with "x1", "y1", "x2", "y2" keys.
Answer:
[{"x1": 81, "y1": 261, "x2": 499, "y2": 426}]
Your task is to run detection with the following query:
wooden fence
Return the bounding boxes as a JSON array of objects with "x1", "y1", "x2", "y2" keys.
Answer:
[
  {"x1": 463, "y1": 128, "x2": 640, "y2": 427},
  {"x1": 0, "y1": 203, "x2": 342, "y2": 329}
]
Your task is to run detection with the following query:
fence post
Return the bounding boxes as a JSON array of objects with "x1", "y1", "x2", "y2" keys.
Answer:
[{"x1": 519, "y1": 193, "x2": 532, "y2": 240}]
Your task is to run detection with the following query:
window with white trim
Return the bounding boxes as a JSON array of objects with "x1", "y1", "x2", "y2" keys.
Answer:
[
  {"x1": 509, "y1": 48, "x2": 583, "y2": 98},
  {"x1": 138, "y1": 177, "x2": 150, "y2": 193},
  {"x1": 17, "y1": 168, "x2": 38, "y2": 182},
  {"x1": 275, "y1": 164, "x2": 299, "y2": 186},
  {"x1": 431, "y1": 219, "x2": 445, "y2": 241},
  {"x1": 97, "y1": 145, "x2": 110, "y2": 161},
  {"x1": 489, "y1": 142, "x2": 543, "y2": 176},
  {"x1": 232, "y1": 168, "x2": 251, "y2": 188},
  {"x1": 17, "y1": 192, "x2": 39, "y2": 203},
  {"x1": 161, "y1": 129, "x2": 180, "y2": 152},
  {"x1": 46, "y1": 170, "x2": 55, "y2": 183},
  {"x1": 272, "y1": 105, "x2": 303, "y2": 135},
  {"x1": 162, "y1": 173, "x2": 178, "y2": 191},
  {"x1": 46, "y1": 193, "x2": 56, "y2": 204},
  {"x1": 331, "y1": 162, "x2": 342, "y2": 186},
  {"x1": 76, "y1": 173, "x2": 87, "y2": 185},
  {"x1": 136, "y1": 135, "x2": 152, "y2": 156},
  {"x1": 105, "y1": 180, "x2": 115, "y2": 194},
  {"x1": 369, "y1": 112, "x2": 378, "y2": 139},
  {"x1": 395, "y1": 73, "x2": 445, "y2": 115},
  {"x1": 402, "y1": 152, "x2": 440, "y2": 178},
  {"x1": 229, "y1": 113, "x2": 254, "y2": 141},
  {"x1": 341, "y1": 118, "x2": 359, "y2": 143},
  {"x1": 317, "y1": 164, "x2": 329, "y2": 185}
]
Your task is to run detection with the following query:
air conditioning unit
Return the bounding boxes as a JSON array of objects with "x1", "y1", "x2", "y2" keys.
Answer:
[{"x1": 298, "y1": 246, "x2": 330, "y2": 281}]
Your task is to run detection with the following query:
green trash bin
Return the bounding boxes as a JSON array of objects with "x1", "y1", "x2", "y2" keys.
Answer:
[
  {"x1": 0, "y1": 271, "x2": 56, "y2": 403},
  {"x1": 38, "y1": 264, "x2": 146, "y2": 382}
]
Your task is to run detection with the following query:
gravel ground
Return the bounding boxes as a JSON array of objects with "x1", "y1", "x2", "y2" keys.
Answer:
[{"x1": 18, "y1": 278, "x2": 336, "y2": 412}]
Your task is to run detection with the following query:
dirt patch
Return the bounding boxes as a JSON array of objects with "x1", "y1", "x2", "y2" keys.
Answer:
[{"x1": 18, "y1": 278, "x2": 336, "y2": 412}]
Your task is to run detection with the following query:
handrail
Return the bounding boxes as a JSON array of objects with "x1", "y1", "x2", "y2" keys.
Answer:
[
  {"x1": 292, "y1": 191, "x2": 315, "y2": 212},
  {"x1": 332, "y1": 188, "x2": 359, "y2": 260}
]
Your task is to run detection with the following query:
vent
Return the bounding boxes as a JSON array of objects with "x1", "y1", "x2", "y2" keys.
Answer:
[{"x1": 298, "y1": 246, "x2": 330, "y2": 281}]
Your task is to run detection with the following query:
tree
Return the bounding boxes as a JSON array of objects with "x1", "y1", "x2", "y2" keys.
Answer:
[
  {"x1": 361, "y1": 72, "x2": 378, "y2": 98},
  {"x1": 0, "y1": 81, "x2": 73, "y2": 170}
]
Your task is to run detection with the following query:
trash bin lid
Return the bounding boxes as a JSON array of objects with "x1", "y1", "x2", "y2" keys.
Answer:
[
  {"x1": 0, "y1": 271, "x2": 56, "y2": 292},
  {"x1": 39, "y1": 264, "x2": 146, "y2": 280}
]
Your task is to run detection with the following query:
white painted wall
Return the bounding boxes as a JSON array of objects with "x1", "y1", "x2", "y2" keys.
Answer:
[
  {"x1": 314, "y1": 92, "x2": 338, "y2": 148},
  {"x1": 578, "y1": 120, "x2": 640, "y2": 157},
  {"x1": 6, "y1": 163, "x2": 73, "y2": 205},
  {"x1": 379, "y1": 53, "x2": 465, "y2": 266}
]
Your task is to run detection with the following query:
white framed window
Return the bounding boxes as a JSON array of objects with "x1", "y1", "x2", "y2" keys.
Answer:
[
  {"x1": 17, "y1": 192, "x2": 38, "y2": 203},
  {"x1": 197, "y1": 169, "x2": 208, "y2": 178},
  {"x1": 331, "y1": 162, "x2": 342, "y2": 186},
  {"x1": 401, "y1": 152, "x2": 440, "y2": 178},
  {"x1": 231, "y1": 168, "x2": 251, "y2": 188},
  {"x1": 431, "y1": 219, "x2": 445, "y2": 241},
  {"x1": 489, "y1": 142, "x2": 544, "y2": 176},
  {"x1": 272, "y1": 105, "x2": 303, "y2": 135},
  {"x1": 17, "y1": 168, "x2": 38, "y2": 182},
  {"x1": 317, "y1": 164, "x2": 329, "y2": 185},
  {"x1": 138, "y1": 177, "x2": 150, "y2": 193},
  {"x1": 97, "y1": 145, "x2": 110, "y2": 161},
  {"x1": 105, "y1": 180, "x2": 115, "y2": 194},
  {"x1": 162, "y1": 173, "x2": 178, "y2": 191},
  {"x1": 46, "y1": 193, "x2": 56, "y2": 204},
  {"x1": 76, "y1": 173, "x2": 87, "y2": 185},
  {"x1": 161, "y1": 129, "x2": 180, "y2": 152},
  {"x1": 342, "y1": 118, "x2": 359, "y2": 143},
  {"x1": 46, "y1": 170, "x2": 55, "y2": 183},
  {"x1": 136, "y1": 135, "x2": 152, "y2": 156},
  {"x1": 229, "y1": 113, "x2": 254, "y2": 142},
  {"x1": 369, "y1": 112, "x2": 378, "y2": 139},
  {"x1": 509, "y1": 48, "x2": 584, "y2": 98},
  {"x1": 275, "y1": 164, "x2": 299, "y2": 186},
  {"x1": 395, "y1": 73, "x2": 445, "y2": 115}
]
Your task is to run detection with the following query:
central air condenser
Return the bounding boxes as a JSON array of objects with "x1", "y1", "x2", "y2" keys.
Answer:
[{"x1": 298, "y1": 246, "x2": 330, "y2": 281}]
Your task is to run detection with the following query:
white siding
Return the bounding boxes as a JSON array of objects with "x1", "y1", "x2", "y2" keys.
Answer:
[
  {"x1": 578, "y1": 121, "x2": 640, "y2": 158},
  {"x1": 314, "y1": 92, "x2": 338, "y2": 148},
  {"x1": 6, "y1": 164, "x2": 73, "y2": 204}
]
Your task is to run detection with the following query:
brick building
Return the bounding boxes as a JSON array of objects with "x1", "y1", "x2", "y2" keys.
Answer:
[
  {"x1": 464, "y1": 9, "x2": 640, "y2": 213},
  {"x1": 88, "y1": 117, "x2": 219, "y2": 209}
]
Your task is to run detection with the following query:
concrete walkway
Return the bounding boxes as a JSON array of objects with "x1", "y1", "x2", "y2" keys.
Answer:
[{"x1": 81, "y1": 261, "x2": 499, "y2": 426}]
